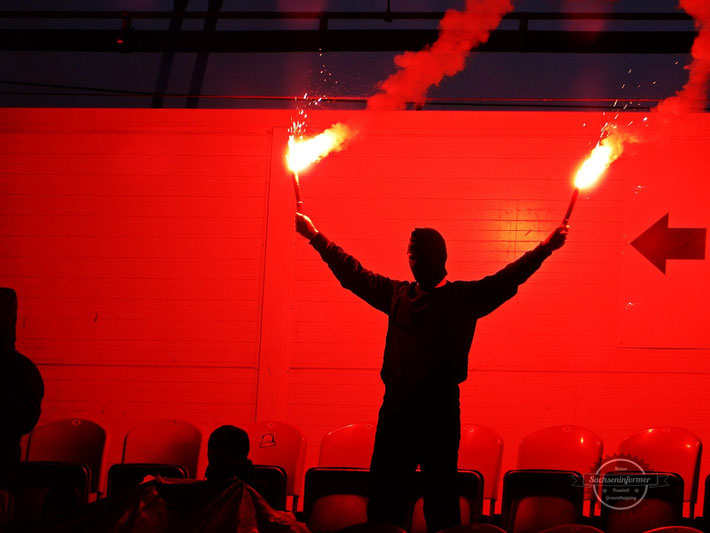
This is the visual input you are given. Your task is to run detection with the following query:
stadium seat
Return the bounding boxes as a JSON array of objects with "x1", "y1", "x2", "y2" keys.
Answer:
[
  {"x1": 336, "y1": 522, "x2": 407, "y2": 533},
  {"x1": 106, "y1": 463, "x2": 188, "y2": 497},
  {"x1": 251, "y1": 464, "x2": 288, "y2": 511},
  {"x1": 459, "y1": 424, "x2": 504, "y2": 516},
  {"x1": 408, "y1": 469, "x2": 484, "y2": 533},
  {"x1": 319, "y1": 423, "x2": 376, "y2": 469},
  {"x1": 25, "y1": 418, "x2": 106, "y2": 494},
  {"x1": 618, "y1": 427, "x2": 702, "y2": 518},
  {"x1": 501, "y1": 469, "x2": 585, "y2": 533},
  {"x1": 538, "y1": 525, "x2": 605, "y2": 533},
  {"x1": 517, "y1": 425, "x2": 603, "y2": 515},
  {"x1": 244, "y1": 420, "x2": 306, "y2": 510},
  {"x1": 10, "y1": 461, "x2": 89, "y2": 522},
  {"x1": 121, "y1": 419, "x2": 202, "y2": 477},
  {"x1": 303, "y1": 467, "x2": 370, "y2": 533},
  {"x1": 642, "y1": 527, "x2": 704, "y2": 533},
  {"x1": 436, "y1": 525, "x2": 507, "y2": 533},
  {"x1": 600, "y1": 471, "x2": 683, "y2": 533}
]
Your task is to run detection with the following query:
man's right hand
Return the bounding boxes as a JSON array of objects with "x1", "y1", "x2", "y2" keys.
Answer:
[
  {"x1": 543, "y1": 224, "x2": 568, "y2": 251},
  {"x1": 295, "y1": 213, "x2": 318, "y2": 240}
]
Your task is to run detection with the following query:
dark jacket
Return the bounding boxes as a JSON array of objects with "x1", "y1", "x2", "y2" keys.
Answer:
[{"x1": 310, "y1": 232, "x2": 553, "y2": 398}]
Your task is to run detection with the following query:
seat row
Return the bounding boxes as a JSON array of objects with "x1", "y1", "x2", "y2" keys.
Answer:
[
  {"x1": 310, "y1": 423, "x2": 706, "y2": 533},
  {"x1": 319, "y1": 424, "x2": 703, "y2": 517},
  {"x1": 11, "y1": 419, "x2": 708, "y2": 532},
  {"x1": 17, "y1": 419, "x2": 305, "y2": 509}
]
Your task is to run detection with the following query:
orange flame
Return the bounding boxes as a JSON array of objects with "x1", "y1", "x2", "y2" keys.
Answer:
[
  {"x1": 285, "y1": 123, "x2": 354, "y2": 174},
  {"x1": 574, "y1": 133, "x2": 624, "y2": 189}
]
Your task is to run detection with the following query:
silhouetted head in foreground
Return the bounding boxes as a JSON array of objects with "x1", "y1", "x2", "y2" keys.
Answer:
[
  {"x1": 205, "y1": 425, "x2": 253, "y2": 482},
  {"x1": 0, "y1": 288, "x2": 18, "y2": 351},
  {"x1": 408, "y1": 228, "x2": 447, "y2": 290}
]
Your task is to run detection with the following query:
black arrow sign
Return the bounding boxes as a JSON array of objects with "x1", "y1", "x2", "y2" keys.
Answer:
[{"x1": 630, "y1": 213, "x2": 706, "y2": 274}]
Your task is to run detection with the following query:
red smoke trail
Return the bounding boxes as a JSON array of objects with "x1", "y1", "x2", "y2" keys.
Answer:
[
  {"x1": 367, "y1": 0, "x2": 514, "y2": 110},
  {"x1": 654, "y1": 0, "x2": 710, "y2": 118},
  {"x1": 576, "y1": 0, "x2": 710, "y2": 185},
  {"x1": 287, "y1": 0, "x2": 513, "y2": 175}
]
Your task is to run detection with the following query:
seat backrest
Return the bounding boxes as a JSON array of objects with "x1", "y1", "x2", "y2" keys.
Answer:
[
  {"x1": 644, "y1": 526, "x2": 703, "y2": 533},
  {"x1": 409, "y1": 470, "x2": 484, "y2": 533},
  {"x1": 517, "y1": 425, "x2": 603, "y2": 501},
  {"x1": 25, "y1": 418, "x2": 106, "y2": 493},
  {"x1": 122, "y1": 419, "x2": 202, "y2": 477},
  {"x1": 106, "y1": 463, "x2": 188, "y2": 497},
  {"x1": 459, "y1": 424, "x2": 504, "y2": 503},
  {"x1": 618, "y1": 427, "x2": 701, "y2": 508},
  {"x1": 517, "y1": 425, "x2": 603, "y2": 473},
  {"x1": 12, "y1": 462, "x2": 90, "y2": 522},
  {"x1": 337, "y1": 523, "x2": 407, "y2": 533},
  {"x1": 244, "y1": 421, "x2": 306, "y2": 497},
  {"x1": 600, "y1": 471, "x2": 683, "y2": 533},
  {"x1": 303, "y1": 468, "x2": 371, "y2": 533},
  {"x1": 703, "y1": 475, "x2": 710, "y2": 524},
  {"x1": 251, "y1": 465, "x2": 288, "y2": 511},
  {"x1": 319, "y1": 423, "x2": 376, "y2": 468},
  {"x1": 538, "y1": 526, "x2": 605, "y2": 533},
  {"x1": 436, "y1": 526, "x2": 508, "y2": 533},
  {"x1": 501, "y1": 470, "x2": 585, "y2": 533}
]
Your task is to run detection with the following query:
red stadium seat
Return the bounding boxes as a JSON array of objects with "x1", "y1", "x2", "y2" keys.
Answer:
[
  {"x1": 122, "y1": 419, "x2": 202, "y2": 478},
  {"x1": 538, "y1": 525, "x2": 605, "y2": 533},
  {"x1": 644, "y1": 526, "x2": 703, "y2": 533},
  {"x1": 502, "y1": 470, "x2": 585, "y2": 533},
  {"x1": 459, "y1": 424, "x2": 504, "y2": 516},
  {"x1": 243, "y1": 420, "x2": 306, "y2": 510},
  {"x1": 26, "y1": 418, "x2": 106, "y2": 494},
  {"x1": 436, "y1": 525, "x2": 507, "y2": 533},
  {"x1": 106, "y1": 463, "x2": 188, "y2": 497},
  {"x1": 336, "y1": 523, "x2": 407, "y2": 533},
  {"x1": 618, "y1": 427, "x2": 702, "y2": 518},
  {"x1": 319, "y1": 423, "x2": 376, "y2": 469},
  {"x1": 303, "y1": 467, "x2": 370, "y2": 533},
  {"x1": 408, "y1": 470, "x2": 484, "y2": 533},
  {"x1": 517, "y1": 425, "x2": 603, "y2": 515},
  {"x1": 600, "y1": 471, "x2": 683, "y2": 533}
]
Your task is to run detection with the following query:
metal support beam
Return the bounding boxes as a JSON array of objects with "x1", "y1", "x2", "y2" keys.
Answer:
[
  {"x1": 0, "y1": 29, "x2": 696, "y2": 54},
  {"x1": 186, "y1": 0, "x2": 223, "y2": 108},
  {"x1": 152, "y1": 0, "x2": 188, "y2": 108}
]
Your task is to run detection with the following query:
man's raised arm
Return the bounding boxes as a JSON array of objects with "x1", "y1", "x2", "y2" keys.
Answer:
[
  {"x1": 295, "y1": 213, "x2": 400, "y2": 314},
  {"x1": 465, "y1": 223, "x2": 568, "y2": 318}
]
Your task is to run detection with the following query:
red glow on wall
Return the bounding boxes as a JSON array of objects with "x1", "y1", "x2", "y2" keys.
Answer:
[{"x1": 1, "y1": 108, "x2": 709, "y2": 501}]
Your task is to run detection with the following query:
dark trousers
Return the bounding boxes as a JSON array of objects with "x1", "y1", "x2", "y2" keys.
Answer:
[{"x1": 367, "y1": 385, "x2": 461, "y2": 533}]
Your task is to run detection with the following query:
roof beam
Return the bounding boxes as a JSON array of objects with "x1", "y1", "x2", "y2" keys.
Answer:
[{"x1": 0, "y1": 29, "x2": 697, "y2": 54}]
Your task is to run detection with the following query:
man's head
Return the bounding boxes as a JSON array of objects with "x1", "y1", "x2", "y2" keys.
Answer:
[
  {"x1": 207, "y1": 425, "x2": 250, "y2": 467},
  {"x1": 408, "y1": 228, "x2": 447, "y2": 290},
  {"x1": 0, "y1": 288, "x2": 17, "y2": 350}
]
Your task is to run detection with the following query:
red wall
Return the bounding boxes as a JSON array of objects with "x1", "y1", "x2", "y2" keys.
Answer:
[{"x1": 1, "y1": 108, "x2": 708, "y2": 506}]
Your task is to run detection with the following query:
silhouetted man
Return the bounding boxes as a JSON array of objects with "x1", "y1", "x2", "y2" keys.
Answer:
[
  {"x1": 296, "y1": 213, "x2": 567, "y2": 533},
  {"x1": 0, "y1": 288, "x2": 44, "y2": 483}
]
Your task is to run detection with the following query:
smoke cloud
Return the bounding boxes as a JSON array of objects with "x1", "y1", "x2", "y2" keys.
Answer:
[
  {"x1": 592, "y1": 0, "x2": 709, "y2": 168},
  {"x1": 367, "y1": 0, "x2": 514, "y2": 110},
  {"x1": 653, "y1": 0, "x2": 710, "y2": 118},
  {"x1": 289, "y1": 0, "x2": 513, "y2": 171}
]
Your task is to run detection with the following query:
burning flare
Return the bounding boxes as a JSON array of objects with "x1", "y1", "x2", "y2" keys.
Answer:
[
  {"x1": 574, "y1": 134, "x2": 624, "y2": 189},
  {"x1": 285, "y1": 123, "x2": 354, "y2": 174},
  {"x1": 563, "y1": 132, "x2": 626, "y2": 224}
]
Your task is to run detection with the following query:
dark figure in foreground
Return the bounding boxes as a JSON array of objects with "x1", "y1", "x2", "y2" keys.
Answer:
[
  {"x1": 205, "y1": 425, "x2": 254, "y2": 485},
  {"x1": 296, "y1": 213, "x2": 567, "y2": 533},
  {"x1": 0, "y1": 288, "x2": 44, "y2": 482}
]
